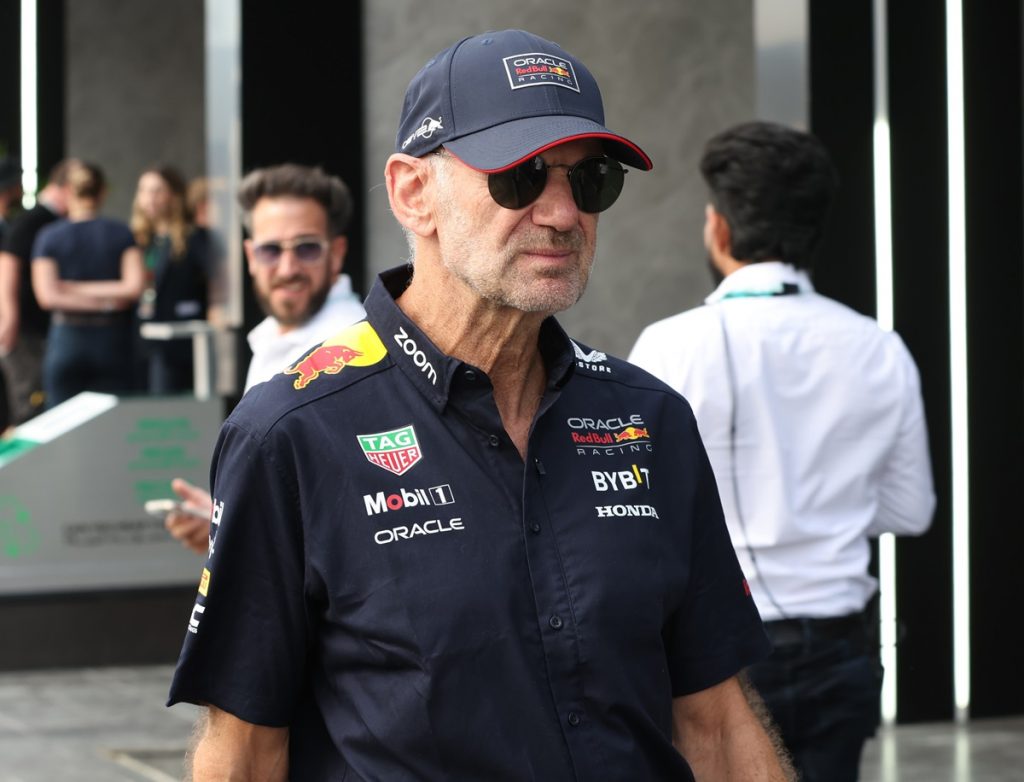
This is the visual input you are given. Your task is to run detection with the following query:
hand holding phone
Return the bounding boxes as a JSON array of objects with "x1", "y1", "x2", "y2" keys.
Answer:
[{"x1": 145, "y1": 498, "x2": 209, "y2": 520}]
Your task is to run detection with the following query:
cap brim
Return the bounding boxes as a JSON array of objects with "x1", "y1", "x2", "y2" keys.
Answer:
[{"x1": 444, "y1": 116, "x2": 653, "y2": 172}]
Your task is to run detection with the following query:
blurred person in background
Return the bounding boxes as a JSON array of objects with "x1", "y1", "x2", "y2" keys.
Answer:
[
  {"x1": 629, "y1": 121, "x2": 935, "y2": 781},
  {"x1": 0, "y1": 157, "x2": 22, "y2": 231},
  {"x1": 0, "y1": 157, "x2": 22, "y2": 229},
  {"x1": 31, "y1": 162, "x2": 145, "y2": 408},
  {"x1": 186, "y1": 176, "x2": 211, "y2": 229},
  {"x1": 0, "y1": 157, "x2": 23, "y2": 429},
  {"x1": 131, "y1": 165, "x2": 213, "y2": 393},
  {"x1": 1, "y1": 159, "x2": 77, "y2": 424},
  {"x1": 164, "y1": 163, "x2": 364, "y2": 554}
]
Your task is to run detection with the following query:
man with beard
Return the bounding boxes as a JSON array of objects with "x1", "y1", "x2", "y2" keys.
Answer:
[
  {"x1": 629, "y1": 121, "x2": 935, "y2": 781},
  {"x1": 168, "y1": 31, "x2": 792, "y2": 781},
  {"x1": 164, "y1": 163, "x2": 364, "y2": 553},
  {"x1": 238, "y1": 163, "x2": 365, "y2": 391}
]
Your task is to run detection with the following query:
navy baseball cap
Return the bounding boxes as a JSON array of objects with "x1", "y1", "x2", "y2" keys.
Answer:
[{"x1": 396, "y1": 29, "x2": 653, "y2": 173}]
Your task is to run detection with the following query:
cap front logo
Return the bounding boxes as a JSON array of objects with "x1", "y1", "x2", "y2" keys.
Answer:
[{"x1": 503, "y1": 52, "x2": 580, "y2": 92}]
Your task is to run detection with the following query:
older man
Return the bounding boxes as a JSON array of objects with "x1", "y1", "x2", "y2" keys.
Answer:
[{"x1": 169, "y1": 30, "x2": 791, "y2": 781}]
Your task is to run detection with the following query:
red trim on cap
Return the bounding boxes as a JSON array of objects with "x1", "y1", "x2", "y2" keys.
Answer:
[{"x1": 455, "y1": 133, "x2": 653, "y2": 173}]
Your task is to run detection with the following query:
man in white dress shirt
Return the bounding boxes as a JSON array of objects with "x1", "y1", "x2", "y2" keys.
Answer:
[
  {"x1": 629, "y1": 121, "x2": 935, "y2": 782},
  {"x1": 166, "y1": 164, "x2": 365, "y2": 553}
]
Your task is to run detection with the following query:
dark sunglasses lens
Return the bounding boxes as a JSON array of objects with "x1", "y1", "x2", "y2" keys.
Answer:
[
  {"x1": 488, "y1": 156, "x2": 548, "y2": 209},
  {"x1": 570, "y1": 157, "x2": 625, "y2": 213},
  {"x1": 253, "y1": 243, "x2": 283, "y2": 265},
  {"x1": 294, "y1": 241, "x2": 326, "y2": 262}
]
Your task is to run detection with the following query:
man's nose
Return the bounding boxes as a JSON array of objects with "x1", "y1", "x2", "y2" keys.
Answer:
[
  {"x1": 275, "y1": 247, "x2": 304, "y2": 275},
  {"x1": 531, "y1": 168, "x2": 580, "y2": 232}
]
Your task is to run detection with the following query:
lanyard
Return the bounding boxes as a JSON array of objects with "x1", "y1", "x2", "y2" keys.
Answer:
[{"x1": 719, "y1": 282, "x2": 801, "y2": 300}]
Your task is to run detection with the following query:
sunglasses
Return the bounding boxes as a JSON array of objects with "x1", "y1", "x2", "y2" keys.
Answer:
[
  {"x1": 250, "y1": 237, "x2": 330, "y2": 266},
  {"x1": 487, "y1": 155, "x2": 627, "y2": 213}
]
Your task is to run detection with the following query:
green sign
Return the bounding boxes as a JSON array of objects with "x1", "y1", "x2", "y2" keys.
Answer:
[{"x1": 0, "y1": 496, "x2": 40, "y2": 559}]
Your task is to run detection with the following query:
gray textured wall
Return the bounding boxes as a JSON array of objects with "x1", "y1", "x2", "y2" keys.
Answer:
[
  {"x1": 65, "y1": 0, "x2": 204, "y2": 224},
  {"x1": 365, "y1": 1, "x2": 754, "y2": 357}
]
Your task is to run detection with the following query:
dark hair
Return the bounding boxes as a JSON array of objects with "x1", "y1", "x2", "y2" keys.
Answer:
[
  {"x1": 67, "y1": 161, "x2": 106, "y2": 201},
  {"x1": 47, "y1": 158, "x2": 80, "y2": 187},
  {"x1": 237, "y1": 163, "x2": 353, "y2": 237},
  {"x1": 700, "y1": 121, "x2": 838, "y2": 270}
]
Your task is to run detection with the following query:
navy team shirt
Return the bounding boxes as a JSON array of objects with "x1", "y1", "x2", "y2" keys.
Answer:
[{"x1": 168, "y1": 266, "x2": 770, "y2": 781}]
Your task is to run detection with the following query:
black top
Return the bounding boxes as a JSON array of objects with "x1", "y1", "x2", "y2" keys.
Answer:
[
  {"x1": 146, "y1": 228, "x2": 212, "y2": 322},
  {"x1": 33, "y1": 216, "x2": 134, "y2": 282},
  {"x1": 1, "y1": 203, "x2": 60, "y2": 335},
  {"x1": 168, "y1": 266, "x2": 769, "y2": 781}
]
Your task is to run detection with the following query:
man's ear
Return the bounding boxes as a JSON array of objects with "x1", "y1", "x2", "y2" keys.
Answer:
[
  {"x1": 243, "y1": 237, "x2": 257, "y2": 276},
  {"x1": 704, "y1": 204, "x2": 732, "y2": 258},
  {"x1": 385, "y1": 153, "x2": 437, "y2": 239},
  {"x1": 329, "y1": 235, "x2": 348, "y2": 278}
]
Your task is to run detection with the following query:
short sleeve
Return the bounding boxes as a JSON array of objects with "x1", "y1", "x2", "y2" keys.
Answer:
[
  {"x1": 30, "y1": 222, "x2": 60, "y2": 261},
  {"x1": 167, "y1": 420, "x2": 309, "y2": 726},
  {"x1": 114, "y1": 221, "x2": 136, "y2": 254},
  {"x1": 663, "y1": 416, "x2": 770, "y2": 696}
]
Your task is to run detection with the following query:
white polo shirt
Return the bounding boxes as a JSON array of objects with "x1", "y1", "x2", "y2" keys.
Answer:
[
  {"x1": 245, "y1": 274, "x2": 366, "y2": 392},
  {"x1": 628, "y1": 262, "x2": 935, "y2": 621}
]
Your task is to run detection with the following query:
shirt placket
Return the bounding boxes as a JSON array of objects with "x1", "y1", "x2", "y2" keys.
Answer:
[
  {"x1": 521, "y1": 446, "x2": 591, "y2": 778},
  {"x1": 450, "y1": 369, "x2": 587, "y2": 779}
]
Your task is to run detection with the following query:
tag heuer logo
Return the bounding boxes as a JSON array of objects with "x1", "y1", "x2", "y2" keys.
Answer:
[{"x1": 356, "y1": 425, "x2": 423, "y2": 476}]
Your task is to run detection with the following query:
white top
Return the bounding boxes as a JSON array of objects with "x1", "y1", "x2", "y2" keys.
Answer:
[
  {"x1": 628, "y1": 262, "x2": 935, "y2": 620},
  {"x1": 245, "y1": 274, "x2": 366, "y2": 392}
]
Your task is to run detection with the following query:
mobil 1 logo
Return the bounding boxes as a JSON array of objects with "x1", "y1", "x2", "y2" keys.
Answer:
[{"x1": 363, "y1": 484, "x2": 455, "y2": 516}]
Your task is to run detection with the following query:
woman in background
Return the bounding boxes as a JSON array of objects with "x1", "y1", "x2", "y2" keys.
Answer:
[
  {"x1": 131, "y1": 166, "x2": 212, "y2": 393},
  {"x1": 31, "y1": 162, "x2": 145, "y2": 408}
]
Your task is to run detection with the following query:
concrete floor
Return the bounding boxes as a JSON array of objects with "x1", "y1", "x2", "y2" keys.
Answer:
[{"x1": 0, "y1": 665, "x2": 1021, "y2": 781}]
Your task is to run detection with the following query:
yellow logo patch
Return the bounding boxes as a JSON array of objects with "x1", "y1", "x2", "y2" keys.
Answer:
[{"x1": 285, "y1": 321, "x2": 387, "y2": 390}]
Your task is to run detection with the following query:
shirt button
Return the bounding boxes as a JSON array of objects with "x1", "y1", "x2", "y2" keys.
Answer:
[
  {"x1": 549, "y1": 615, "x2": 563, "y2": 630},
  {"x1": 567, "y1": 711, "x2": 582, "y2": 727},
  {"x1": 488, "y1": 434, "x2": 500, "y2": 447},
  {"x1": 530, "y1": 522, "x2": 541, "y2": 534},
  {"x1": 463, "y1": 369, "x2": 477, "y2": 381}
]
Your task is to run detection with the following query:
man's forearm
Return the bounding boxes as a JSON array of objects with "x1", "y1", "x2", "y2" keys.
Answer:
[
  {"x1": 673, "y1": 676, "x2": 795, "y2": 781},
  {"x1": 189, "y1": 706, "x2": 290, "y2": 782}
]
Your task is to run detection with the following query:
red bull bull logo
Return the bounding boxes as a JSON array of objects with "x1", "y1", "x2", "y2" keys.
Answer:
[
  {"x1": 614, "y1": 426, "x2": 650, "y2": 443},
  {"x1": 286, "y1": 344, "x2": 364, "y2": 390}
]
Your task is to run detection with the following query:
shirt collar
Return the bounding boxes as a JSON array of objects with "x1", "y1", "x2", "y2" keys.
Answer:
[
  {"x1": 364, "y1": 266, "x2": 576, "y2": 411},
  {"x1": 704, "y1": 261, "x2": 814, "y2": 304}
]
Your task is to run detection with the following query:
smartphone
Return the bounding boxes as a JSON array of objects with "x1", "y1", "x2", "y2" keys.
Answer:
[{"x1": 144, "y1": 498, "x2": 209, "y2": 519}]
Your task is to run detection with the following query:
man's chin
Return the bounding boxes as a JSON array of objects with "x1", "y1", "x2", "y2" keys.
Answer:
[
  {"x1": 262, "y1": 282, "x2": 331, "y2": 328},
  {"x1": 271, "y1": 305, "x2": 310, "y2": 328}
]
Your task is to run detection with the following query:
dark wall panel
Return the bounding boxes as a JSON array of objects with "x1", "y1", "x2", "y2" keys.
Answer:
[
  {"x1": 37, "y1": 0, "x2": 64, "y2": 180},
  {"x1": 809, "y1": 1, "x2": 875, "y2": 317},
  {"x1": 963, "y1": 0, "x2": 1024, "y2": 719},
  {"x1": 0, "y1": 0, "x2": 19, "y2": 161},
  {"x1": 240, "y1": 0, "x2": 366, "y2": 371},
  {"x1": 888, "y1": 0, "x2": 954, "y2": 724}
]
